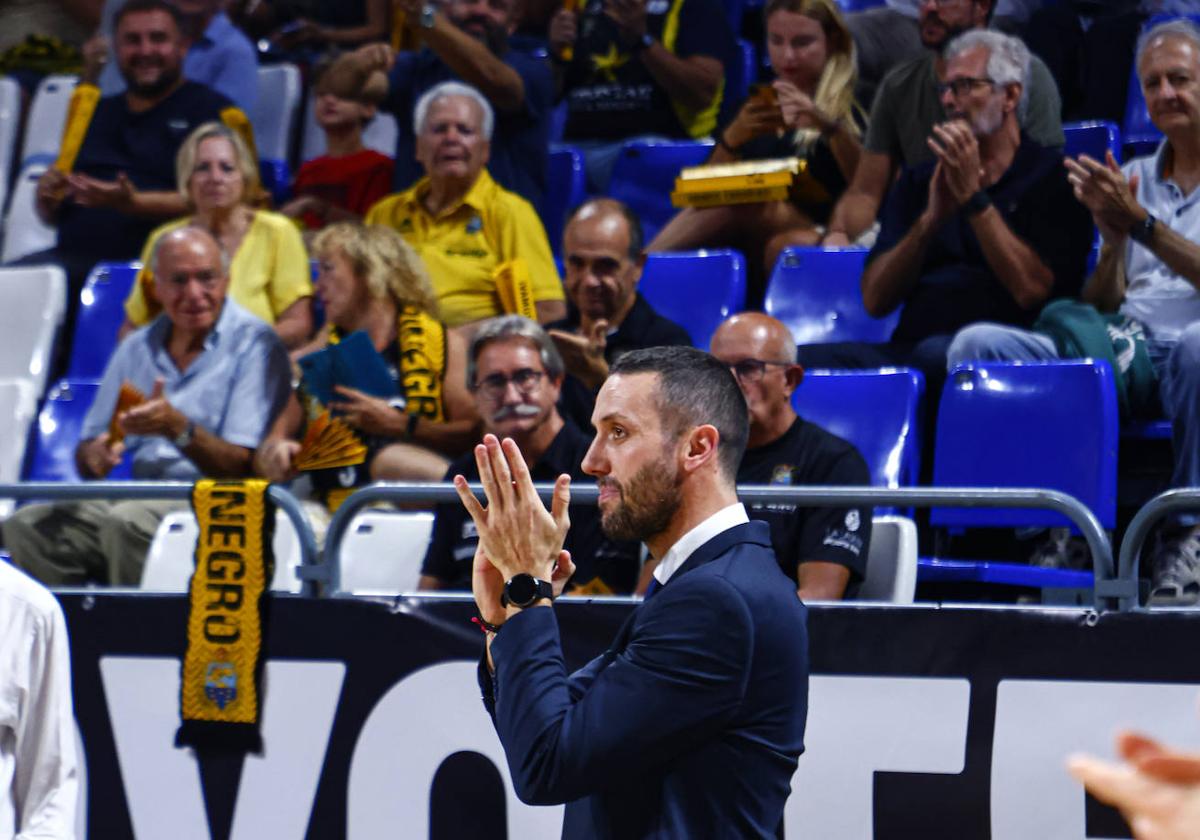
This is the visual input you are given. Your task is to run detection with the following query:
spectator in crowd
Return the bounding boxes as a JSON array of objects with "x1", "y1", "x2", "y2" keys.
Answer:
[
  {"x1": 0, "y1": 562, "x2": 78, "y2": 840},
  {"x1": 17, "y1": 0, "x2": 251, "y2": 307},
  {"x1": 5, "y1": 227, "x2": 292, "y2": 587},
  {"x1": 709, "y1": 313, "x2": 872, "y2": 601},
  {"x1": 796, "y1": 31, "x2": 1092, "y2": 387},
  {"x1": 846, "y1": 0, "x2": 1042, "y2": 108},
  {"x1": 947, "y1": 20, "x2": 1200, "y2": 603},
  {"x1": 97, "y1": 0, "x2": 259, "y2": 112},
  {"x1": 119, "y1": 122, "x2": 314, "y2": 350},
  {"x1": 822, "y1": 0, "x2": 1063, "y2": 247},
  {"x1": 254, "y1": 223, "x2": 479, "y2": 513},
  {"x1": 547, "y1": 198, "x2": 691, "y2": 430},
  {"x1": 226, "y1": 0, "x2": 389, "y2": 56},
  {"x1": 321, "y1": 0, "x2": 553, "y2": 209},
  {"x1": 366, "y1": 82, "x2": 565, "y2": 329},
  {"x1": 279, "y1": 67, "x2": 395, "y2": 234},
  {"x1": 419, "y1": 315, "x2": 641, "y2": 594},
  {"x1": 649, "y1": 0, "x2": 864, "y2": 287},
  {"x1": 548, "y1": 0, "x2": 738, "y2": 191}
]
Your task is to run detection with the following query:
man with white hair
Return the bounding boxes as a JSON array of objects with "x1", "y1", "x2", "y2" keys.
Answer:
[
  {"x1": 365, "y1": 82, "x2": 565, "y2": 330},
  {"x1": 794, "y1": 30, "x2": 1092, "y2": 387},
  {"x1": 948, "y1": 19, "x2": 1200, "y2": 602}
]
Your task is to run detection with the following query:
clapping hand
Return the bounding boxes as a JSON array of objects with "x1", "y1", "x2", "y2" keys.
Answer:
[
  {"x1": 1064, "y1": 151, "x2": 1144, "y2": 244},
  {"x1": 549, "y1": 319, "x2": 610, "y2": 389}
]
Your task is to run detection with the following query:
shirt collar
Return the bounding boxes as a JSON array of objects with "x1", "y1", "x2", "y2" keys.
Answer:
[
  {"x1": 410, "y1": 168, "x2": 496, "y2": 219},
  {"x1": 147, "y1": 299, "x2": 230, "y2": 355},
  {"x1": 653, "y1": 502, "x2": 749, "y2": 585}
]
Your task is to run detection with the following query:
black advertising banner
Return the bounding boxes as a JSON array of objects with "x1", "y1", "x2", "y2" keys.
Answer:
[{"x1": 56, "y1": 594, "x2": 1200, "y2": 838}]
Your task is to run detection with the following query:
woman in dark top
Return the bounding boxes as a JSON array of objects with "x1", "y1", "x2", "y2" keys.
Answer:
[{"x1": 649, "y1": 0, "x2": 864, "y2": 285}]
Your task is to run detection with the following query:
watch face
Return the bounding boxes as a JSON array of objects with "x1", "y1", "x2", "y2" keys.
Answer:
[{"x1": 507, "y1": 574, "x2": 538, "y2": 606}]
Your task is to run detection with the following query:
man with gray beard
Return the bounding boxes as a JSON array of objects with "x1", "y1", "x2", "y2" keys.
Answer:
[{"x1": 419, "y1": 316, "x2": 640, "y2": 594}]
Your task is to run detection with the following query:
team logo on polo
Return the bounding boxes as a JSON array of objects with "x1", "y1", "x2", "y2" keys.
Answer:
[
  {"x1": 466, "y1": 216, "x2": 482, "y2": 234},
  {"x1": 845, "y1": 510, "x2": 860, "y2": 532},
  {"x1": 204, "y1": 661, "x2": 238, "y2": 710},
  {"x1": 770, "y1": 465, "x2": 794, "y2": 485}
]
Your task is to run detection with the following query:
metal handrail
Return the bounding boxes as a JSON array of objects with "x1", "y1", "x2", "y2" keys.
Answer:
[
  {"x1": 0, "y1": 482, "x2": 320, "y2": 596},
  {"x1": 1118, "y1": 488, "x2": 1200, "y2": 612},
  {"x1": 314, "y1": 482, "x2": 1129, "y2": 611}
]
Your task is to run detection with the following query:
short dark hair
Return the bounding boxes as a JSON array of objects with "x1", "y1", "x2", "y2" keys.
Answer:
[
  {"x1": 114, "y1": 0, "x2": 185, "y2": 33},
  {"x1": 609, "y1": 346, "x2": 748, "y2": 482},
  {"x1": 565, "y1": 198, "x2": 644, "y2": 261}
]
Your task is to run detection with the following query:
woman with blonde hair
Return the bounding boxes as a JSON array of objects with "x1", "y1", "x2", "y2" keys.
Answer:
[
  {"x1": 256, "y1": 223, "x2": 479, "y2": 510},
  {"x1": 649, "y1": 0, "x2": 864, "y2": 294},
  {"x1": 120, "y1": 121, "x2": 315, "y2": 348}
]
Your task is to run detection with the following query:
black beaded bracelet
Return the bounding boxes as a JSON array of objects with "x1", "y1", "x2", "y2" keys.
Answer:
[{"x1": 472, "y1": 616, "x2": 502, "y2": 635}]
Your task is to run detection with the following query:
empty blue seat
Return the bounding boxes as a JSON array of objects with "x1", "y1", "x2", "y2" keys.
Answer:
[
  {"x1": 23, "y1": 380, "x2": 132, "y2": 481},
  {"x1": 932, "y1": 360, "x2": 1119, "y2": 531},
  {"x1": 724, "y1": 40, "x2": 757, "y2": 119},
  {"x1": 639, "y1": 249, "x2": 746, "y2": 350},
  {"x1": 259, "y1": 158, "x2": 292, "y2": 207},
  {"x1": 67, "y1": 262, "x2": 139, "y2": 380},
  {"x1": 609, "y1": 140, "x2": 713, "y2": 243},
  {"x1": 791, "y1": 367, "x2": 924, "y2": 489},
  {"x1": 764, "y1": 246, "x2": 900, "y2": 345},
  {"x1": 544, "y1": 145, "x2": 587, "y2": 256}
]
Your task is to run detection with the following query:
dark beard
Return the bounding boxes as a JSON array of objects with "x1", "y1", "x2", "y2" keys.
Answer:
[
  {"x1": 599, "y1": 457, "x2": 682, "y2": 543},
  {"x1": 124, "y1": 64, "x2": 182, "y2": 99}
]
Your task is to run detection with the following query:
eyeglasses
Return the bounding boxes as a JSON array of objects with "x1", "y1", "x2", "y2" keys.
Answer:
[
  {"x1": 161, "y1": 271, "x2": 221, "y2": 290},
  {"x1": 472, "y1": 368, "x2": 545, "y2": 398},
  {"x1": 727, "y1": 358, "x2": 792, "y2": 383},
  {"x1": 936, "y1": 77, "x2": 996, "y2": 98}
]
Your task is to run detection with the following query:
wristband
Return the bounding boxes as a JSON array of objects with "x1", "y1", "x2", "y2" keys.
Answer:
[
  {"x1": 1129, "y1": 213, "x2": 1157, "y2": 245},
  {"x1": 471, "y1": 616, "x2": 502, "y2": 635},
  {"x1": 964, "y1": 190, "x2": 992, "y2": 216},
  {"x1": 717, "y1": 133, "x2": 739, "y2": 156}
]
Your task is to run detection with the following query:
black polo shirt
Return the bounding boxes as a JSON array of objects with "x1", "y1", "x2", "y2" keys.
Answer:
[
  {"x1": 58, "y1": 81, "x2": 237, "y2": 261},
  {"x1": 421, "y1": 418, "x2": 640, "y2": 593},
  {"x1": 738, "y1": 417, "x2": 872, "y2": 596},
  {"x1": 550, "y1": 293, "x2": 693, "y2": 429},
  {"x1": 869, "y1": 133, "x2": 1094, "y2": 343}
]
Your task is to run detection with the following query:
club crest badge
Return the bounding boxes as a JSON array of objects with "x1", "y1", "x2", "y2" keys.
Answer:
[
  {"x1": 770, "y1": 464, "x2": 794, "y2": 485},
  {"x1": 205, "y1": 661, "x2": 237, "y2": 710}
]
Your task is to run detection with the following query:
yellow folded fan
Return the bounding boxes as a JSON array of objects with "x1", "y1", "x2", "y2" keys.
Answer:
[
  {"x1": 670, "y1": 156, "x2": 832, "y2": 209},
  {"x1": 294, "y1": 410, "x2": 367, "y2": 471},
  {"x1": 494, "y1": 258, "x2": 538, "y2": 321}
]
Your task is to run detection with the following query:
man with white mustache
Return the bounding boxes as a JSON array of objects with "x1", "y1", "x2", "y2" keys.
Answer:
[{"x1": 419, "y1": 315, "x2": 641, "y2": 593}]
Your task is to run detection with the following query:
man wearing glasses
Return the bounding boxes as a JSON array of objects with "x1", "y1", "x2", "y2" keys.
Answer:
[
  {"x1": 795, "y1": 30, "x2": 1092, "y2": 395},
  {"x1": 709, "y1": 313, "x2": 872, "y2": 601},
  {"x1": 822, "y1": 0, "x2": 1063, "y2": 250},
  {"x1": 419, "y1": 315, "x2": 641, "y2": 593}
]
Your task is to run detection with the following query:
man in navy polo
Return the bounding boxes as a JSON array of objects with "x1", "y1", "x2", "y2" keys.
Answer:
[{"x1": 321, "y1": 0, "x2": 554, "y2": 211}]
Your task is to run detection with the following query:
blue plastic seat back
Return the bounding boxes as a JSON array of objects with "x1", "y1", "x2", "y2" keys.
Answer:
[
  {"x1": 722, "y1": 40, "x2": 757, "y2": 121},
  {"x1": 67, "y1": 262, "x2": 140, "y2": 380},
  {"x1": 608, "y1": 140, "x2": 713, "y2": 243},
  {"x1": 791, "y1": 367, "x2": 924, "y2": 488},
  {"x1": 24, "y1": 380, "x2": 132, "y2": 481},
  {"x1": 1063, "y1": 120, "x2": 1121, "y2": 163},
  {"x1": 835, "y1": 0, "x2": 886, "y2": 10},
  {"x1": 639, "y1": 250, "x2": 746, "y2": 350},
  {"x1": 932, "y1": 360, "x2": 1119, "y2": 529},
  {"x1": 764, "y1": 246, "x2": 900, "y2": 345},
  {"x1": 545, "y1": 145, "x2": 587, "y2": 256}
]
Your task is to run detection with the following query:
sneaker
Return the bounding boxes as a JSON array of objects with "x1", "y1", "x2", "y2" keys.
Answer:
[
  {"x1": 1148, "y1": 527, "x2": 1200, "y2": 607},
  {"x1": 1028, "y1": 528, "x2": 1091, "y2": 571}
]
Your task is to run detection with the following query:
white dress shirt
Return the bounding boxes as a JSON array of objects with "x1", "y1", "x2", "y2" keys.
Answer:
[
  {"x1": 652, "y1": 503, "x2": 750, "y2": 587},
  {"x1": 0, "y1": 562, "x2": 77, "y2": 840}
]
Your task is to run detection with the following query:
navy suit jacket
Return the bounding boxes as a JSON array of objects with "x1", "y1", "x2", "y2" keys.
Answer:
[{"x1": 480, "y1": 520, "x2": 809, "y2": 838}]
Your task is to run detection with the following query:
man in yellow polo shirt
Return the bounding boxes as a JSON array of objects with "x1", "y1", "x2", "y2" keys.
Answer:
[{"x1": 366, "y1": 81, "x2": 565, "y2": 329}]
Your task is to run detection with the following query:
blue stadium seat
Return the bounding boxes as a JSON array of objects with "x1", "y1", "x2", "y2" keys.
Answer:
[
  {"x1": 545, "y1": 145, "x2": 587, "y2": 256},
  {"x1": 1062, "y1": 120, "x2": 1121, "y2": 163},
  {"x1": 791, "y1": 367, "x2": 924, "y2": 489},
  {"x1": 23, "y1": 380, "x2": 132, "y2": 481},
  {"x1": 835, "y1": 0, "x2": 886, "y2": 10},
  {"x1": 259, "y1": 158, "x2": 292, "y2": 206},
  {"x1": 724, "y1": 40, "x2": 757, "y2": 115},
  {"x1": 932, "y1": 360, "x2": 1118, "y2": 530},
  {"x1": 639, "y1": 249, "x2": 746, "y2": 349},
  {"x1": 609, "y1": 140, "x2": 713, "y2": 243},
  {"x1": 722, "y1": 0, "x2": 745, "y2": 31},
  {"x1": 67, "y1": 262, "x2": 139, "y2": 381},
  {"x1": 763, "y1": 246, "x2": 900, "y2": 345}
]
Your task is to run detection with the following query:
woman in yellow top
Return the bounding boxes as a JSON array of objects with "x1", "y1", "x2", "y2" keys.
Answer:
[
  {"x1": 255, "y1": 223, "x2": 480, "y2": 508},
  {"x1": 120, "y1": 122, "x2": 315, "y2": 349}
]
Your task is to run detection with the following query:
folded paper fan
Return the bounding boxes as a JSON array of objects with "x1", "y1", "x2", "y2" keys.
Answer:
[
  {"x1": 108, "y1": 381, "x2": 146, "y2": 444},
  {"x1": 295, "y1": 411, "x2": 367, "y2": 471}
]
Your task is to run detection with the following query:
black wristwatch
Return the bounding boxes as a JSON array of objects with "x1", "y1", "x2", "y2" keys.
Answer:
[
  {"x1": 964, "y1": 190, "x2": 992, "y2": 216},
  {"x1": 633, "y1": 32, "x2": 654, "y2": 53},
  {"x1": 1129, "y1": 213, "x2": 1157, "y2": 245},
  {"x1": 501, "y1": 573, "x2": 554, "y2": 608}
]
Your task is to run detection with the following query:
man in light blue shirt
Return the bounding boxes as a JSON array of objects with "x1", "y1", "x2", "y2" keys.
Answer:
[
  {"x1": 5, "y1": 226, "x2": 291, "y2": 586},
  {"x1": 99, "y1": 0, "x2": 258, "y2": 112}
]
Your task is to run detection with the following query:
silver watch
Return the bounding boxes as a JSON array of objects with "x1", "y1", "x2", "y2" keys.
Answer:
[
  {"x1": 419, "y1": 3, "x2": 436, "y2": 28},
  {"x1": 173, "y1": 420, "x2": 195, "y2": 450}
]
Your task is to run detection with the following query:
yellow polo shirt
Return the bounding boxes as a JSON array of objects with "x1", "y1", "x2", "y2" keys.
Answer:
[
  {"x1": 365, "y1": 169, "x2": 563, "y2": 327},
  {"x1": 125, "y1": 210, "x2": 313, "y2": 326}
]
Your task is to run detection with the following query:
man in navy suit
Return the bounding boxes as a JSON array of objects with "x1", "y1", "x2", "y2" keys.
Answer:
[{"x1": 455, "y1": 345, "x2": 809, "y2": 837}]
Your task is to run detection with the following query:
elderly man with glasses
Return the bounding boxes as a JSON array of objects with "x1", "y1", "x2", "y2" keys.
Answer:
[
  {"x1": 792, "y1": 29, "x2": 1093, "y2": 399},
  {"x1": 418, "y1": 315, "x2": 640, "y2": 594}
]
